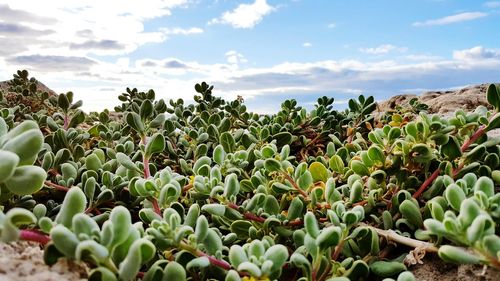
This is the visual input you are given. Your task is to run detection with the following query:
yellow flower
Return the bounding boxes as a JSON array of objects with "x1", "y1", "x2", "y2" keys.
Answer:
[{"x1": 242, "y1": 276, "x2": 270, "y2": 281}]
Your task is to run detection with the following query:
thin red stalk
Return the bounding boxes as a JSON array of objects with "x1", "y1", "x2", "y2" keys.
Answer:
[
  {"x1": 151, "y1": 199, "x2": 161, "y2": 216},
  {"x1": 19, "y1": 229, "x2": 50, "y2": 245},
  {"x1": 227, "y1": 203, "x2": 266, "y2": 223},
  {"x1": 460, "y1": 125, "x2": 486, "y2": 152},
  {"x1": 414, "y1": 123, "x2": 488, "y2": 199},
  {"x1": 412, "y1": 169, "x2": 440, "y2": 199},
  {"x1": 44, "y1": 180, "x2": 69, "y2": 192},
  {"x1": 143, "y1": 156, "x2": 151, "y2": 179},
  {"x1": 197, "y1": 250, "x2": 232, "y2": 270},
  {"x1": 63, "y1": 114, "x2": 69, "y2": 130},
  {"x1": 282, "y1": 173, "x2": 309, "y2": 198},
  {"x1": 141, "y1": 135, "x2": 160, "y2": 215},
  {"x1": 331, "y1": 239, "x2": 345, "y2": 261}
]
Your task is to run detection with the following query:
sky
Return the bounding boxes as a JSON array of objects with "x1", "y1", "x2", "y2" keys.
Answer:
[{"x1": 1, "y1": 0, "x2": 500, "y2": 113}]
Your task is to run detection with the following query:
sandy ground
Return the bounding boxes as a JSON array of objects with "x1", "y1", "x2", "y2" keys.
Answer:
[{"x1": 0, "y1": 242, "x2": 86, "y2": 281}]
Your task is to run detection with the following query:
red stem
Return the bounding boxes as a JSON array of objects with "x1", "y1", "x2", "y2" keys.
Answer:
[
  {"x1": 63, "y1": 114, "x2": 69, "y2": 130},
  {"x1": 282, "y1": 173, "x2": 309, "y2": 198},
  {"x1": 414, "y1": 123, "x2": 487, "y2": 199},
  {"x1": 44, "y1": 180, "x2": 69, "y2": 192},
  {"x1": 19, "y1": 229, "x2": 50, "y2": 245},
  {"x1": 227, "y1": 203, "x2": 266, "y2": 223},
  {"x1": 460, "y1": 125, "x2": 486, "y2": 152},
  {"x1": 412, "y1": 169, "x2": 440, "y2": 199},
  {"x1": 151, "y1": 199, "x2": 161, "y2": 216},
  {"x1": 197, "y1": 250, "x2": 231, "y2": 270},
  {"x1": 141, "y1": 135, "x2": 160, "y2": 215}
]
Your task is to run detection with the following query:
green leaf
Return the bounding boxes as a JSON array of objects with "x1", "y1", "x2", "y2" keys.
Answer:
[
  {"x1": 264, "y1": 158, "x2": 282, "y2": 173},
  {"x1": 441, "y1": 136, "x2": 461, "y2": 160},
  {"x1": 126, "y1": 112, "x2": 145, "y2": 134},
  {"x1": 85, "y1": 153, "x2": 102, "y2": 171},
  {"x1": 370, "y1": 261, "x2": 406, "y2": 278},
  {"x1": 2, "y1": 129, "x2": 43, "y2": 165},
  {"x1": 224, "y1": 173, "x2": 240, "y2": 199},
  {"x1": 309, "y1": 162, "x2": 329, "y2": 182},
  {"x1": 230, "y1": 220, "x2": 252, "y2": 238},
  {"x1": 486, "y1": 112, "x2": 500, "y2": 131},
  {"x1": 304, "y1": 212, "x2": 319, "y2": 238},
  {"x1": 229, "y1": 245, "x2": 249, "y2": 268},
  {"x1": 50, "y1": 225, "x2": 79, "y2": 258},
  {"x1": 399, "y1": 200, "x2": 423, "y2": 228},
  {"x1": 4, "y1": 166, "x2": 46, "y2": 196},
  {"x1": 329, "y1": 155, "x2": 345, "y2": 173},
  {"x1": 0, "y1": 150, "x2": 19, "y2": 183},
  {"x1": 367, "y1": 145, "x2": 385, "y2": 164},
  {"x1": 58, "y1": 94, "x2": 70, "y2": 111},
  {"x1": 55, "y1": 187, "x2": 87, "y2": 228},
  {"x1": 438, "y1": 245, "x2": 481, "y2": 264},
  {"x1": 444, "y1": 184, "x2": 466, "y2": 211},
  {"x1": 116, "y1": 152, "x2": 140, "y2": 172},
  {"x1": 220, "y1": 132, "x2": 236, "y2": 153},
  {"x1": 486, "y1": 83, "x2": 500, "y2": 111},
  {"x1": 350, "y1": 160, "x2": 369, "y2": 176},
  {"x1": 213, "y1": 144, "x2": 226, "y2": 165},
  {"x1": 274, "y1": 132, "x2": 293, "y2": 147},
  {"x1": 316, "y1": 226, "x2": 341, "y2": 250},
  {"x1": 263, "y1": 244, "x2": 289, "y2": 272},
  {"x1": 0, "y1": 208, "x2": 37, "y2": 242},
  {"x1": 201, "y1": 204, "x2": 225, "y2": 216},
  {"x1": 165, "y1": 261, "x2": 187, "y2": 281},
  {"x1": 238, "y1": 262, "x2": 262, "y2": 277},
  {"x1": 118, "y1": 239, "x2": 156, "y2": 281},
  {"x1": 145, "y1": 133, "x2": 165, "y2": 158}
]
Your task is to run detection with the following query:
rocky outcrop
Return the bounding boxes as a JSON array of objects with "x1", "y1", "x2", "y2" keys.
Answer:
[{"x1": 377, "y1": 84, "x2": 494, "y2": 115}]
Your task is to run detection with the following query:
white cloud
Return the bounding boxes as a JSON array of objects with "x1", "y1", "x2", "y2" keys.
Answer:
[
  {"x1": 453, "y1": 46, "x2": 500, "y2": 60},
  {"x1": 359, "y1": 44, "x2": 407, "y2": 55},
  {"x1": 413, "y1": 12, "x2": 487, "y2": 27},
  {"x1": 160, "y1": 27, "x2": 204, "y2": 35},
  {"x1": 209, "y1": 0, "x2": 275, "y2": 29},
  {"x1": 0, "y1": 1, "x2": 191, "y2": 58},
  {"x1": 225, "y1": 50, "x2": 248, "y2": 64},
  {"x1": 327, "y1": 23, "x2": 336, "y2": 28},
  {"x1": 484, "y1": 1, "x2": 500, "y2": 8},
  {"x1": 302, "y1": 42, "x2": 312, "y2": 48}
]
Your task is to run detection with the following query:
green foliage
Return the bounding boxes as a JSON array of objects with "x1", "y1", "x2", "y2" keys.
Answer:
[{"x1": 0, "y1": 69, "x2": 499, "y2": 281}]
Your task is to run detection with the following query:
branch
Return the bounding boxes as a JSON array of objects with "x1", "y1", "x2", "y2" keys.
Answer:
[
  {"x1": 44, "y1": 180, "x2": 69, "y2": 192},
  {"x1": 19, "y1": 229, "x2": 50, "y2": 245},
  {"x1": 362, "y1": 224, "x2": 438, "y2": 253}
]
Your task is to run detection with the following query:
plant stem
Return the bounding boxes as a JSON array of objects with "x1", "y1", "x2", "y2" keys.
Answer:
[
  {"x1": 362, "y1": 224, "x2": 438, "y2": 253},
  {"x1": 227, "y1": 203, "x2": 266, "y2": 223},
  {"x1": 331, "y1": 239, "x2": 345, "y2": 261},
  {"x1": 282, "y1": 173, "x2": 309, "y2": 198},
  {"x1": 19, "y1": 229, "x2": 50, "y2": 245},
  {"x1": 460, "y1": 125, "x2": 486, "y2": 152},
  {"x1": 63, "y1": 114, "x2": 69, "y2": 130},
  {"x1": 412, "y1": 169, "x2": 440, "y2": 199},
  {"x1": 141, "y1": 135, "x2": 161, "y2": 215},
  {"x1": 179, "y1": 241, "x2": 231, "y2": 270},
  {"x1": 414, "y1": 120, "x2": 489, "y2": 199},
  {"x1": 44, "y1": 180, "x2": 69, "y2": 192}
]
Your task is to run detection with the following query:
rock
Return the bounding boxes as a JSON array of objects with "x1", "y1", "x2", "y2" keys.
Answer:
[{"x1": 377, "y1": 84, "x2": 494, "y2": 115}]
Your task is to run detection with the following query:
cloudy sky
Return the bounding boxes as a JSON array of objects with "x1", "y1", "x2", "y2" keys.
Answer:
[{"x1": 1, "y1": 0, "x2": 499, "y2": 113}]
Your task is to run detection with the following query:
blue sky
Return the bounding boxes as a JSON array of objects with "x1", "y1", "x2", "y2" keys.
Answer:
[{"x1": 1, "y1": 0, "x2": 500, "y2": 113}]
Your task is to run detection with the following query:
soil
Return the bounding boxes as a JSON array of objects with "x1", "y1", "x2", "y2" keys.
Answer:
[
  {"x1": 0, "y1": 242, "x2": 87, "y2": 281},
  {"x1": 411, "y1": 255, "x2": 500, "y2": 281}
]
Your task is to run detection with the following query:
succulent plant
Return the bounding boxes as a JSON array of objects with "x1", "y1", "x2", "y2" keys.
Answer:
[{"x1": 0, "y1": 70, "x2": 499, "y2": 280}]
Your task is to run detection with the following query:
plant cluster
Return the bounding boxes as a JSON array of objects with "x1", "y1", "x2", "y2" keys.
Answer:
[{"x1": 1, "y1": 70, "x2": 500, "y2": 281}]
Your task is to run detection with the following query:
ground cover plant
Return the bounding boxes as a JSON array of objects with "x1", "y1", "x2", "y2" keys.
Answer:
[{"x1": 1, "y1": 69, "x2": 500, "y2": 281}]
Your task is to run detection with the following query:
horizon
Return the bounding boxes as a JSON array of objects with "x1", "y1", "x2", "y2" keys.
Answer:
[{"x1": 1, "y1": 0, "x2": 500, "y2": 113}]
